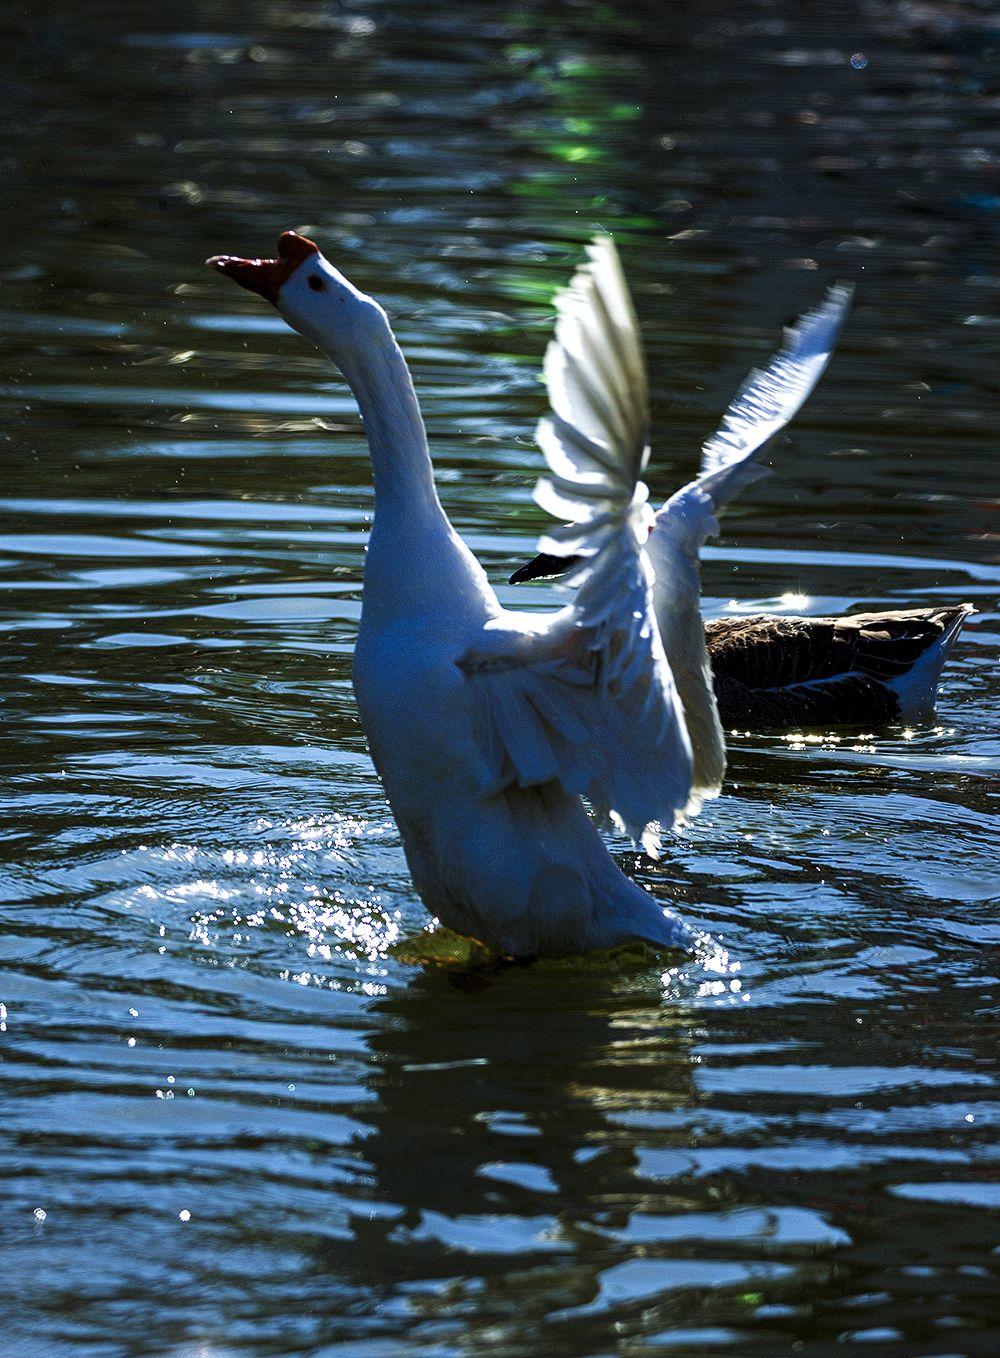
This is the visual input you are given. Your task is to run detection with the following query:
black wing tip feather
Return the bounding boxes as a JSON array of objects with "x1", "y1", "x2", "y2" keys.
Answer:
[{"x1": 508, "y1": 552, "x2": 583, "y2": 585}]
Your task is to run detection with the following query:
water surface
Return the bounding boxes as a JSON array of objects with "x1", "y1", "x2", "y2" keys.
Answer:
[{"x1": 2, "y1": 2, "x2": 998, "y2": 1355}]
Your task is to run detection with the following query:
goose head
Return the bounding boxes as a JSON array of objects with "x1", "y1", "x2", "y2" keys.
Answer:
[{"x1": 207, "y1": 230, "x2": 389, "y2": 366}]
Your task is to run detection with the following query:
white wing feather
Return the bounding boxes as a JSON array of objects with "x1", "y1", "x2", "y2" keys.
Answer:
[
  {"x1": 459, "y1": 238, "x2": 693, "y2": 851},
  {"x1": 694, "y1": 282, "x2": 852, "y2": 518},
  {"x1": 646, "y1": 283, "x2": 852, "y2": 799}
]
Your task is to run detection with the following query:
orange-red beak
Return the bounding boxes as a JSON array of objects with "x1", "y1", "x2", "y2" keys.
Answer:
[{"x1": 206, "y1": 230, "x2": 319, "y2": 304}]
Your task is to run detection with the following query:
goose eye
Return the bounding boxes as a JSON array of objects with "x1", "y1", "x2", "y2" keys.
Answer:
[{"x1": 308, "y1": 275, "x2": 325, "y2": 292}]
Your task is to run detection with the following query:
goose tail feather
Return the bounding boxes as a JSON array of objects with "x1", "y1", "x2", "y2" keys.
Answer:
[{"x1": 885, "y1": 604, "x2": 974, "y2": 721}]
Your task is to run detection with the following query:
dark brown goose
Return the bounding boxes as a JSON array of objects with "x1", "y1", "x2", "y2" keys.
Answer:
[
  {"x1": 707, "y1": 606, "x2": 971, "y2": 727},
  {"x1": 510, "y1": 559, "x2": 972, "y2": 729}
]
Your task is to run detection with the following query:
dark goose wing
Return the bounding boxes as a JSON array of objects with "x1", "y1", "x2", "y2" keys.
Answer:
[{"x1": 707, "y1": 606, "x2": 973, "y2": 728}]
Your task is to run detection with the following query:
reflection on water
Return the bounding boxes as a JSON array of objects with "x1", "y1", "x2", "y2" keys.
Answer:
[{"x1": 1, "y1": 0, "x2": 998, "y2": 1353}]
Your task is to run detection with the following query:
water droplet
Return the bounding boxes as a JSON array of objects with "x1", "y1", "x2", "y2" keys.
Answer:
[
  {"x1": 33, "y1": 1208, "x2": 47, "y2": 1222},
  {"x1": 178, "y1": 1209, "x2": 191, "y2": 1222},
  {"x1": 128, "y1": 1007, "x2": 139, "y2": 1018},
  {"x1": 850, "y1": 53, "x2": 868, "y2": 70}
]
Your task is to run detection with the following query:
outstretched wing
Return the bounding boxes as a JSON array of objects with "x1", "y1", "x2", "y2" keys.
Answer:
[
  {"x1": 685, "y1": 282, "x2": 852, "y2": 529},
  {"x1": 458, "y1": 238, "x2": 693, "y2": 852},
  {"x1": 646, "y1": 283, "x2": 853, "y2": 798}
]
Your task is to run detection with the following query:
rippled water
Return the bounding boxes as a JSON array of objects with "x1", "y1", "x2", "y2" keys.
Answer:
[{"x1": 2, "y1": 2, "x2": 999, "y2": 1354}]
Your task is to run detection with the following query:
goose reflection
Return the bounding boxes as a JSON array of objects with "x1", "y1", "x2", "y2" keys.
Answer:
[
  {"x1": 344, "y1": 960, "x2": 704, "y2": 1329},
  {"x1": 326, "y1": 958, "x2": 893, "y2": 1351}
]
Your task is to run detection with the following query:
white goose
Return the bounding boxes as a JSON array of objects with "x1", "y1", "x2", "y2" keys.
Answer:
[{"x1": 207, "y1": 232, "x2": 840, "y2": 957}]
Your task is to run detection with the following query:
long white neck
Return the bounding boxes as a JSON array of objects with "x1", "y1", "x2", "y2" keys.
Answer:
[
  {"x1": 335, "y1": 321, "x2": 444, "y2": 524},
  {"x1": 321, "y1": 312, "x2": 496, "y2": 625}
]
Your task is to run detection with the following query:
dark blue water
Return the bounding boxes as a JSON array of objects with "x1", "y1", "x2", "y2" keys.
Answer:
[{"x1": 2, "y1": 2, "x2": 998, "y2": 1354}]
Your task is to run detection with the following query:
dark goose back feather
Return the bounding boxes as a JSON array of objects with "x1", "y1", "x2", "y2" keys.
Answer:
[{"x1": 707, "y1": 606, "x2": 972, "y2": 727}]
